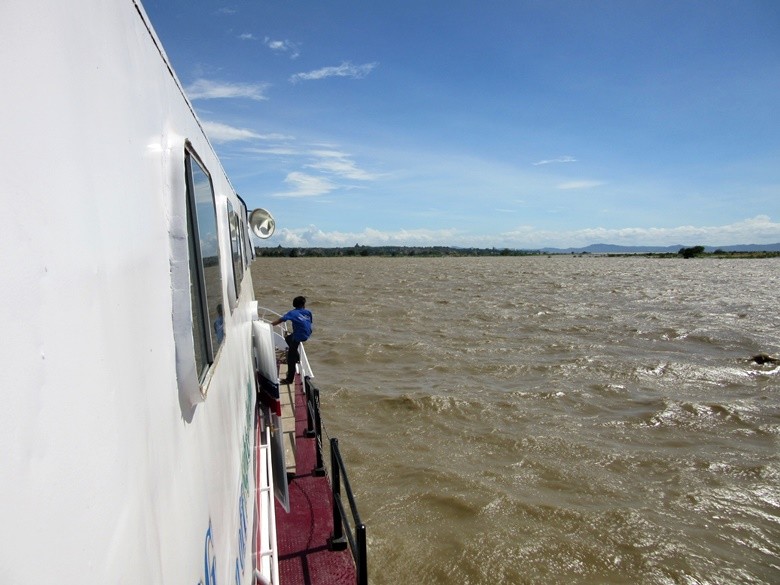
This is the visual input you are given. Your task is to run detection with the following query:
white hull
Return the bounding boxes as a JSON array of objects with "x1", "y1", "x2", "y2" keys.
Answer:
[{"x1": 1, "y1": 1, "x2": 264, "y2": 582}]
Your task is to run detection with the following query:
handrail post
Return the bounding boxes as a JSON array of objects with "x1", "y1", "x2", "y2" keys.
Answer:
[
  {"x1": 328, "y1": 438, "x2": 347, "y2": 551},
  {"x1": 312, "y1": 388, "x2": 325, "y2": 476},
  {"x1": 304, "y1": 377, "x2": 315, "y2": 438},
  {"x1": 357, "y1": 522, "x2": 368, "y2": 585}
]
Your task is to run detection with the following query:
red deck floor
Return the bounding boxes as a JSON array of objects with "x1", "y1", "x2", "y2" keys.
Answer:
[{"x1": 274, "y1": 376, "x2": 356, "y2": 585}]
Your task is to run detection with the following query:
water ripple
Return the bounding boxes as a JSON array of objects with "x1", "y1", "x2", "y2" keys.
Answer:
[{"x1": 254, "y1": 256, "x2": 780, "y2": 584}]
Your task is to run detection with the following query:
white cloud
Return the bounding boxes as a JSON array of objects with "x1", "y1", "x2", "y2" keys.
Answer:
[
  {"x1": 256, "y1": 216, "x2": 780, "y2": 249},
  {"x1": 202, "y1": 121, "x2": 262, "y2": 143},
  {"x1": 269, "y1": 226, "x2": 460, "y2": 247},
  {"x1": 272, "y1": 172, "x2": 336, "y2": 198},
  {"x1": 246, "y1": 146, "x2": 301, "y2": 156},
  {"x1": 264, "y1": 38, "x2": 301, "y2": 59},
  {"x1": 305, "y1": 149, "x2": 378, "y2": 180},
  {"x1": 290, "y1": 61, "x2": 378, "y2": 83},
  {"x1": 309, "y1": 149, "x2": 347, "y2": 158},
  {"x1": 244, "y1": 143, "x2": 378, "y2": 186},
  {"x1": 496, "y1": 215, "x2": 780, "y2": 247},
  {"x1": 185, "y1": 79, "x2": 269, "y2": 101},
  {"x1": 239, "y1": 33, "x2": 256, "y2": 41},
  {"x1": 202, "y1": 122, "x2": 294, "y2": 144},
  {"x1": 556, "y1": 180, "x2": 604, "y2": 190},
  {"x1": 532, "y1": 156, "x2": 577, "y2": 166},
  {"x1": 237, "y1": 142, "x2": 378, "y2": 198}
]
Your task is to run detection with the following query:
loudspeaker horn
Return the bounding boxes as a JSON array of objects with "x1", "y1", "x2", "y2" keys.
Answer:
[{"x1": 249, "y1": 208, "x2": 276, "y2": 239}]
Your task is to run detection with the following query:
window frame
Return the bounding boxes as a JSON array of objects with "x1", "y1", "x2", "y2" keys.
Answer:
[
  {"x1": 227, "y1": 199, "x2": 245, "y2": 304},
  {"x1": 184, "y1": 146, "x2": 224, "y2": 381}
]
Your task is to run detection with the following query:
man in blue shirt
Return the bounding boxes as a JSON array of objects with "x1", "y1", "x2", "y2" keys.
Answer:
[{"x1": 271, "y1": 296, "x2": 313, "y2": 384}]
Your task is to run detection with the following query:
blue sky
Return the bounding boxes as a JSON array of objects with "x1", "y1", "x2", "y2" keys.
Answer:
[{"x1": 143, "y1": 0, "x2": 780, "y2": 248}]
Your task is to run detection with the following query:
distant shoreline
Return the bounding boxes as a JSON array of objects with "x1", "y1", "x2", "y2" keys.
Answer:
[{"x1": 255, "y1": 245, "x2": 780, "y2": 259}]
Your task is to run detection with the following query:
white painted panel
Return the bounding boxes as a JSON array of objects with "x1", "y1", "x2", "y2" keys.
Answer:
[{"x1": 0, "y1": 1, "x2": 262, "y2": 583}]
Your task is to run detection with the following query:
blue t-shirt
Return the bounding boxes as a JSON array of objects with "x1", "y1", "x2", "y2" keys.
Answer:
[{"x1": 281, "y1": 308, "x2": 313, "y2": 342}]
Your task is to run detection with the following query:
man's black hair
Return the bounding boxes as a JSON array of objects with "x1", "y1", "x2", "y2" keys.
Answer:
[{"x1": 293, "y1": 296, "x2": 306, "y2": 308}]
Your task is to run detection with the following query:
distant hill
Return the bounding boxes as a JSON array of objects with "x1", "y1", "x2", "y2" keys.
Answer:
[{"x1": 540, "y1": 243, "x2": 780, "y2": 254}]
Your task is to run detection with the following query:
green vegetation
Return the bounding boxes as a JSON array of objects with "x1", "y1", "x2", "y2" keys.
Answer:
[
  {"x1": 255, "y1": 245, "x2": 779, "y2": 259},
  {"x1": 702, "y1": 250, "x2": 780, "y2": 258},
  {"x1": 672, "y1": 246, "x2": 779, "y2": 259},
  {"x1": 678, "y1": 245, "x2": 706, "y2": 258},
  {"x1": 255, "y1": 245, "x2": 542, "y2": 258}
]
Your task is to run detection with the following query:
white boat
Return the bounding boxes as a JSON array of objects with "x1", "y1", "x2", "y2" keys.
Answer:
[{"x1": 0, "y1": 1, "x2": 363, "y2": 583}]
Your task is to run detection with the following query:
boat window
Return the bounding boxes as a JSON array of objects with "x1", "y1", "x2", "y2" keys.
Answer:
[
  {"x1": 185, "y1": 150, "x2": 225, "y2": 379},
  {"x1": 227, "y1": 200, "x2": 245, "y2": 300},
  {"x1": 238, "y1": 206, "x2": 250, "y2": 269},
  {"x1": 243, "y1": 211, "x2": 254, "y2": 262},
  {"x1": 236, "y1": 195, "x2": 253, "y2": 265}
]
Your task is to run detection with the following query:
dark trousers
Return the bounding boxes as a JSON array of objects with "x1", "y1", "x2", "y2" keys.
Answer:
[{"x1": 284, "y1": 334, "x2": 300, "y2": 382}]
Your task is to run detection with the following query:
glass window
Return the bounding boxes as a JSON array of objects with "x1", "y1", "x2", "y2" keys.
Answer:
[
  {"x1": 185, "y1": 150, "x2": 224, "y2": 379},
  {"x1": 227, "y1": 200, "x2": 245, "y2": 300},
  {"x1": 236, "y1": 195, "x2": 253, "y2": 264}
]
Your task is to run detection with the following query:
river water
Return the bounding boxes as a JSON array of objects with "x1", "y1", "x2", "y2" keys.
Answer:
[{"x1": 252, "y1": 256, "x2": 780, "y2": 584}]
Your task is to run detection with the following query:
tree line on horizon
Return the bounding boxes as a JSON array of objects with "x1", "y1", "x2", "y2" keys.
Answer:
[
  {"x1": 255, "y1": 244, "x2": 779, "y2": 259},
  {"x1": 254, "y1": 245, "x2": 542, "y2": 258}
]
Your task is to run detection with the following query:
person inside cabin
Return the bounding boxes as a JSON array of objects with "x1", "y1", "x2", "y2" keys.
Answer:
[{"x1": 271, "y1": 296, "x2": 313, "y2": 384}]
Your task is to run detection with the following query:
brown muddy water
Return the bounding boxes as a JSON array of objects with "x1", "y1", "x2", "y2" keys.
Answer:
[{"x1": 252, "y1": 256, "x2": 780, "y2": 584}]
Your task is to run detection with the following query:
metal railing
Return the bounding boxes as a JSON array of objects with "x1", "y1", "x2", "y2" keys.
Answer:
[
  {"x1": 254, "y1": 419, "x2": 279, "y2": 585},
  {"x1": 304, "y1": 377, "x2": 368, "y2": 585}
]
